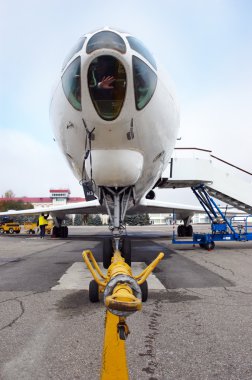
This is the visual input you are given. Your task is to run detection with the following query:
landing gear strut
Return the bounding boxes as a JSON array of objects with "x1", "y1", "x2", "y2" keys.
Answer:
[{"x1": 100, "y1": 186, "x2": 134, "y2": 268}]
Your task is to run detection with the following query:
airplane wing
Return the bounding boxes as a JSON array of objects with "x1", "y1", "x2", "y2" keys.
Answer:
[
  {"x1": 128, "y1": 198, "x2": 245, "y2": 218},
  {"x1": 0, "y1": 196, "x2": 242, "y2": 221},
  {"x1": 0, "y1": 200, "x2": 106, "y2": 218},
  {"x1": 128, "y1": 198, "x2": 203, "y2": 221},
  {"x1": 131, "y1": 198, "x2": 203, "y2": 213},
  {"x1": 0, "y1": 197, "x2": 201, "y2": 219}
]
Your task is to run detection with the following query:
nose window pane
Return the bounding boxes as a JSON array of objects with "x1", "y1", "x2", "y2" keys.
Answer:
[
  {"x1": 133, "y1": 56, "x2": 157, "y2": 110},
  {"x1": 86, "y1": 31, "x2": 126, "y2": 54},
  {"x1": 88, "y1": 55, "x2": 126, "y2": 120},
  {"x1": 127, "y1": 36, "x2": 157, "y2": 70},
  {"x1": 61, "y1": 56, "x2": 81, "y2": 111},
  {"x1": 62, "y1": 37, "x2": 86, "y2": 71}
]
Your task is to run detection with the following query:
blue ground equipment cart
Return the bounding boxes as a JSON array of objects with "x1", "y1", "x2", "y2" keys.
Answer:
[{"x1": 172, "y1": 185, "x2": 252, "y2": 250}]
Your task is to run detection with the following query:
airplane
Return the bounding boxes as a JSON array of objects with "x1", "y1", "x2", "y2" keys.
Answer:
[{"x1": 0, "y1": 27, "x2": 211, "y2": 268}]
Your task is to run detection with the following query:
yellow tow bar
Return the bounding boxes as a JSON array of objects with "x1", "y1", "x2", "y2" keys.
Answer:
[{"x1": 82, "y1": 249, "x2": 164, "y2": 380}]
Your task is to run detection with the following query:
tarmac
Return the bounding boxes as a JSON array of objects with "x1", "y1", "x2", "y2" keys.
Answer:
[{"x1": 1, "y1": 225, "x2": 252, "y2": 380}]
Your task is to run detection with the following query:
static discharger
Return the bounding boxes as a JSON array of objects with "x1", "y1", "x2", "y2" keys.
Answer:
[{"x1": 82, "y1": 249, "x2": 164, "y2": 380}]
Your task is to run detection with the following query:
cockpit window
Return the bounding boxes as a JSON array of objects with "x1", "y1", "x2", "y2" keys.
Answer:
[
  {"x1": 62, "y1": 56, "x2": 81, "y2": 111},
  {"x1": 86, "y1": 31, "x2": 126, "y2": 54},
  {"x1": 133, "y1": 56, "x2": 157, "y2": 110},
  {"x1": 127, "y1": 36, "x2": 157, "y2": 70},
  {"x1": 88, "y1": 55, "x2": 127, "y2": 120},
  {"x1": 62, "y1": 37, "x2": 86, "y2": 70}
]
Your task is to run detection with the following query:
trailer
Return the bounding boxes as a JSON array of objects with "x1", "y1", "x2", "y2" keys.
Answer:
[
  {"x1": 24, "y1": 221, "x2": 53, "y2": 235},
  {"x1": 172, "y1": 185, "x2": 252, "y2": 250}
]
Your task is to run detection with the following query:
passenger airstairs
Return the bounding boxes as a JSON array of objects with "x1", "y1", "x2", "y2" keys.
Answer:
[{"x1": 158, "y1": 148, "x2": 252, "y2": 214}]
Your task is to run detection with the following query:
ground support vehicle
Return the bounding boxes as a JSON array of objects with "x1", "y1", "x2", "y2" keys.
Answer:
[
  {"x1": 23, "y1": 222, "x2": 38, "y2": 234},
  {"x1": 172, "y1": 184, "x2": 252, "y2": 250},
  {"x1": 0, "y1": 222, "x2": 21, "y2": 234},
  {"x1": 24, "y1": 221, "x2": 53, "y2": 235}
]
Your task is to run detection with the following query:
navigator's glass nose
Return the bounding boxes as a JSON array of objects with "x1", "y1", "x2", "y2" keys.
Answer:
[{"x1": 87, "y1": 55, "x2": 127, "y2": 121}]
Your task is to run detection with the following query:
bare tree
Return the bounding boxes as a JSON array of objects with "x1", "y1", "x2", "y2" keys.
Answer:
[{"x1": 4, "y1": 190, "x2": 15, "y2": 198}]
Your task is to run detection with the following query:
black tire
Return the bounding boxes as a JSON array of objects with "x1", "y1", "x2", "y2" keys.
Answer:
[
  {"x1": 186, "y1": 225, "x2": 193, "y2": 237},
  {"x1": 177, "y1": 225, "x2": 186, "y2": 237},
  {"x1": 177, "y1": 225, "x2": 182, "y2": 237},
  {"x1": 64, "y1": 226, "x2": 68, "y2": 238},
  {"x1": 9, "y1": 228, "x2": 14, "y2": 234},
  {"x1": 89, "y1": 280, "x2": 99, "y2": 302},
  {"x1": 140, "y1": 280, "x2": 148, "y2": 302},
  {"x1": 205, "y1": 241, "x2": 215, "y2": 251},
  {"x1": 103, "y1": 238, "x2": 113, "y2": 269},
  {"x1": 0, "y1": 228, "x2": 4, "y2": 234},
  {"x1": 207, "y1": 241, "x2": 215, "y2": 251},
  {"x1": 52, "y1": 226, "x2": 60, "y2": 237},
  {"x1": 122, "y1": 239, "x2": 131, "y2": 266},
  {"x1": 60, "y1": 226, "x2": 68, "y2": 238}
]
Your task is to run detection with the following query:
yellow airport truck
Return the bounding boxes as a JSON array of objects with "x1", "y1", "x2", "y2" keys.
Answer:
[
  {"x1": 24, "y1": 220, "x2": 53, "y2": 235},
  {"x1": 0, "y1": 222, "x2": 21, "y2": 234}
]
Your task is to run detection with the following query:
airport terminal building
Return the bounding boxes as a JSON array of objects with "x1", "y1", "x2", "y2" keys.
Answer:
[{"x1": 0, "y1": 189, "x2": 85, "y2": 208}]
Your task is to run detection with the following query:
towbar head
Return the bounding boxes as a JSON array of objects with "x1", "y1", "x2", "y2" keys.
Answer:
[{"x1": 104, "y1": 274, "x2": 142, "y2": 317}]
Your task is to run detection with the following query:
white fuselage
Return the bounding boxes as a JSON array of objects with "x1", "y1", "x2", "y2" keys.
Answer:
[{"x1": 50, "y1": 28, "x2": 180, "y2": 202}]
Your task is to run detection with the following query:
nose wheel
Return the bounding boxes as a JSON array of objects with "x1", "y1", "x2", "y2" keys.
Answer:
[
  {"x1": 121, "y1": 239, "x2": 131, "y2": 266},
  {"x1": 103, "y1": 238, "x2": 113, "y2": 269},
  {"x1": 103, "y1": 237, "x2": 132, "y2": 269}
]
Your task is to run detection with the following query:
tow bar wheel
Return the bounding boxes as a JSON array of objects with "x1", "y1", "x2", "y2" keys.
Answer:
[
  {"x1": 140, "y1": 280, "x2": 148, "y2": 302},
  {"x1": 89, "y1": 279, "x2": 100, "y2": 302}
]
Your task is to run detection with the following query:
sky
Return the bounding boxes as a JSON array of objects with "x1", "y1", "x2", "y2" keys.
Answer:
[{"x1": 0, "y1": 0, "x2": 252, "y2": 203}]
